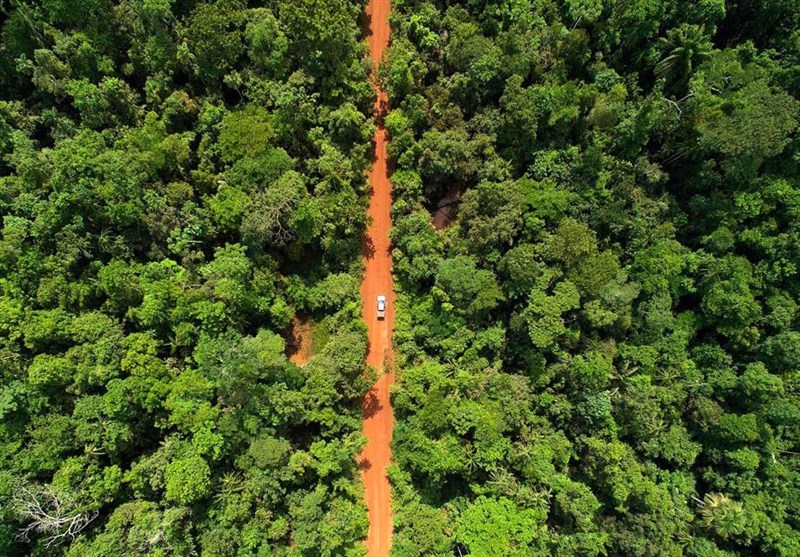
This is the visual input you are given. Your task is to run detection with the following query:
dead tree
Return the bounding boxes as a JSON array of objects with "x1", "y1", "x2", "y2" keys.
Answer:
[{"x1": 12, "y1": 484, "x2": 98, "y2": 548}]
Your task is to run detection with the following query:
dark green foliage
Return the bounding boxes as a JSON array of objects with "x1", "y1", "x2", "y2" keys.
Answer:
[
  {"x1": 0, "y1": 1, "x2": 373, "y2": 554},
  {"x1": 386, "y1": 1, "x2": 800, "y2": 556},
  {"x1": 3, "y1": 0, "x2": 800, "y2": 554}
]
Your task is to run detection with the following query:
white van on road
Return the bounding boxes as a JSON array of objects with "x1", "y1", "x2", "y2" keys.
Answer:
[{"x1": 377, "y1": 295, "x2": 386, "y2": 319}]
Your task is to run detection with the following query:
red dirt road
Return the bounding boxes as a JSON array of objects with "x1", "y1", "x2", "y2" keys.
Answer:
[{"x1": 360, "y1": 1, "x2": 394, "y2": 556}]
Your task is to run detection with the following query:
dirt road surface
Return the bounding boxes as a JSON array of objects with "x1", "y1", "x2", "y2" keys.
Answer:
[
  {"x1": 360, "y1": 1, "x2": 394, "y2": 556},
  {"x1": 287, "y1": 316, "x2": 312, "y2": 366}
]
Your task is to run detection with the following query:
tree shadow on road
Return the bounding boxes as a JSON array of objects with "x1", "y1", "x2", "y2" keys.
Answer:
[
  {"x1": 361, "y1": 233, "x2": 376, "y2": 260},
  {"x1": 358, "y1": 457, "x2": 373, "y2": 472},
  {"x1": 362, "y1": 390, "x2": 384, "y2": 419}
]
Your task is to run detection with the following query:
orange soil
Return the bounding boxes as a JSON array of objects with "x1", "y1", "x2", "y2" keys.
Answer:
[
  {"x1": 287, "y1": 316, "x2": 312, "y2": 366},
  {"x1": 360, "y1": 1, "x2": 395, "y2": 556}
]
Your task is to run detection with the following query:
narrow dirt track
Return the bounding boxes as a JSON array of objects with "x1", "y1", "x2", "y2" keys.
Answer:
[{"x1": 360, "y1": 1, "x2": 394, "y2": 556}]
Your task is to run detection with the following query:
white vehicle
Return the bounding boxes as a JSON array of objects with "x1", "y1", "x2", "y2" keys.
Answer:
[{"x1": 376, "y1": 295, "x2": 386, "y2": 319}]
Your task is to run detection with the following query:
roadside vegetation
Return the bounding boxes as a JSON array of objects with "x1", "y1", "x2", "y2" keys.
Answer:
[
  {"x1": 383, "y1": 1, "x2": 800, "y2": 555},
  {"x1": 3, "y1": 1, "x2": 800, "y2": 556},
  {"x1": 0, "y1": 1, "x2": 376, "y2": 555}
]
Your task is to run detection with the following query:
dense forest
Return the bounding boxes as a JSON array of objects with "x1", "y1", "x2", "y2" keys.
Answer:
[
  {"x1": 0, "y1": 0, "x2": 377, "y2": 555},
  {"x1": 2, "y1": 0, "x2": 800, "y2": 556},
  {"x1": 383, "y1": 0, "x2": 800, "y2": 556}
]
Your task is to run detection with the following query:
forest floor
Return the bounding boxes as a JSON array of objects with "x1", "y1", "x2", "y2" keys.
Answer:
[
  {"x1": 286, "y1": 316, "x2": 313, "y2": 366},
  {"x1": 360, "y1": 1, "x2": 395, "y2": 556},
  {"x1": 432, "y1": 187, "x2": 463, "y2": 230}
]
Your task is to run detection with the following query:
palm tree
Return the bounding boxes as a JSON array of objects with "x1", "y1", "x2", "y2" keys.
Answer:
[
  {"x1": 463, "y1": 442, "x2": 479, "y2": 475},
  {"x1": 694, "y1": 492, "x2": 747, "y2": 539},
  {"x1": 216, "y1": 471, "x2": 245, "y2": 500},
  {"x1": 655, "y1": 24, "x2": 713, "y2": 91}
]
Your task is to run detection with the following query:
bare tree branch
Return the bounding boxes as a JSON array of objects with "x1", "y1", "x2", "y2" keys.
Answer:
[{"x1": 12, "y1": 484, "x2": 98, "y2": 548}]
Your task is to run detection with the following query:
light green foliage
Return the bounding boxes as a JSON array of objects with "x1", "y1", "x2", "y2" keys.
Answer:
[
  {"x1": 565, "y1": 0, "x2": 604, "y2": 26},
  {"x1": 67, "y1": 77, "x2": 141, "y2": 129},
  {"x1": 696, "y1": 77, "x2": 799, "y2": 175},
  {"x1": 418, "y1": 128, "x2": 477, "y2": 196},
  {"x1": 66, "y1": 502, "x2": 195, "y2": 556},
  {"x1": 390, "y1": 492, "x2": 450, "y2": 557},
  {"x1": 0, "y1": 0, "x2": 372, "y2": 553},
  {"x1": 386, "y1": 0, "x2": 800, "y2": 554},
  {"x1": 183, "y1": 1, "x2": 245, "y2": 81},
  {"x1": 2, "y1": 0, "x2": 800, "y2": 554},
  {"x1": 245, "y1": 9, "x2": 289, "y2": 78},
  {"x1": 247, "y1": 436, "x2": 290, "y2": 470},
  {"x1": 655, "y1": 24, "x2": 713, "y2": 91},
  {"x1": 390, "y1": 210, "x2": 443, "y2": 284},
  {"x1": 217, "y1": 105, "x2": 276, "y2": 163},
  {"x1": 306, "y1": 272, "x2": 360, "y2": 311},
  {"x1": 242, "y1": 170, "x2": 309, "y2": 248},
  {"x1": 459, "y1": 180, "x2": 528, "y2": 254},
  {"x1": 165, "y1": 454, "x2": 211, "y2": 504},
  {"x1": 434, "y1": 255, "x2": 503, "y2": 319},
  {"x1": 524, "y1": 279, "x2": 581, "y2": 350},
  {"x1": 455, "y1": 497, "x2": 548, "y2": 556},
  {"x1": 276, "y1": 0, "x2": 366, "y2": 98}
]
